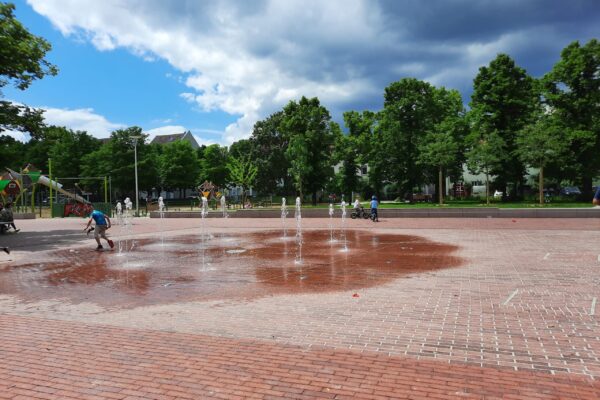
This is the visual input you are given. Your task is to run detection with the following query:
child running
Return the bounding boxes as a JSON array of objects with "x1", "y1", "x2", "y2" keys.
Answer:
[{"x1": 84, "y1": 208, "x2": 114, "y2": 250}]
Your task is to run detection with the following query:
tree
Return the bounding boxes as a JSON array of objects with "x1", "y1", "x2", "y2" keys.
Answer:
[
  {"x1": 542, "y1": 39, "x2": 600, "y2": 199},
  {"x1": 466, "y1": 131, "x2": 505, "y2": 205},
  {"x1": 418, "y1": 128, "x2": 459, "y2": 205},
  {"x1": 227, "y1": 155, "x2": 258, "y2": 207},
  {"x1": 470, "y1": 54, "x2": 538, "y2": 199},
  {"x1": 418, "y1": 88, "x2": 466, "y2": 204},
  {"x1": 199, "y1": 144, "x2": 229, "y2": 189},
  {"x1": 229, "y1": 139, "x2": 253, "y2": 159},
  {"x1": 333, "y1": 133, "x2": 360, "y2": 198},
  {"x1": 80, "y1": 127, "x2": 157, "y2": 200},
  {"x1": 340, "y1": 110, "x2": 377, "y2": 198},
  {"x1": 46, "y1": 127, "x2": 100, "y2": 178},
  {"x1": 0, "y1": 2, "x2": 58, "y2": 134},
  {"x1": 281, "y1": 96, "x2": 337, "y2": 205},
  {"x1": 516, "y1": 114, "x2": 568, "y2": 204},
  {"x1": 0, "y1": 134, "x2": 25, "y2": 170},
  {"x1": 379, "y1": 78, "x2": 439, "y2": 201},
  {"x1": 246, "y1": 112, "x2": 290, "y2": 195},
  {"x1": 159, "y1": 140, "x2": 200, "y2": 198}
]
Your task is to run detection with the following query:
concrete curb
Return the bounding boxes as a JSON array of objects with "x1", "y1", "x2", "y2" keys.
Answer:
[
  {"x1": 149, "y1": 207, "x2": 600, "y2": 218},
  {"x1": 14, "y1": 213, "x2": 36, "y2": 220}
]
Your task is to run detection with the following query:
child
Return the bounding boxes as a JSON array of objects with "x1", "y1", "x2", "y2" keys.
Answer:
[
  {"x1": 84, "y1": 208, "x2": 114, "y2": 250},
  {"x1": 370, "y1": 195, "x2": 379, "y2": 222}
]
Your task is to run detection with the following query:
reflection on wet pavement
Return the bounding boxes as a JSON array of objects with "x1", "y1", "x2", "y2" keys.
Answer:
[{"x1": 0, "y1": 230, "x2": 462, "y2": 308}]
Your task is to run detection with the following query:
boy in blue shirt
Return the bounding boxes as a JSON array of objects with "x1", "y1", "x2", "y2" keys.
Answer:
[
  {"x1": 84, "y1": 208, "x2": 114, "y2": 250},
  {"x1": 370, "y1": 195, "x2": 379, "y2": 222}
]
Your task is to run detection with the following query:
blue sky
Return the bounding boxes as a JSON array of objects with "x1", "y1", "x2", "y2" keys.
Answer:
[
  {"x1": 4, "y1": 0, "x2": 600, "y2": 145},
  {"x1": 6, "y1": 0, "x2": 237, "y2": 143}
]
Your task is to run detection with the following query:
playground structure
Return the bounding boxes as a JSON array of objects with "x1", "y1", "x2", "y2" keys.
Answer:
[
  {"x1": 6, "y1": 167, "x2": 89, "y2": 205},
  {"x1": 2, "y1": 164, "x2": 110, "y2": 217}
]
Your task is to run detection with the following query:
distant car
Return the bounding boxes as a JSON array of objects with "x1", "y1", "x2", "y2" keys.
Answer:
[
  {"x1": 559, "y1": 186, "x2": 581, "y2": 196},
  {"x1": 493, "y1": 190, "x2": 503, "y2": 198}
]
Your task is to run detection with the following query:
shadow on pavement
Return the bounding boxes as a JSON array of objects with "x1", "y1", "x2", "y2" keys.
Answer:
[{"x1": 0, "y1": 229, "x2": 90, "y2": 253}]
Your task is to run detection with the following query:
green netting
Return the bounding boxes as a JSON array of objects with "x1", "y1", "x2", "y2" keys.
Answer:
[
  {"x1": 51, "y1": 203, "x2": 64, "y2": 218},
  {"x1": 28, "y1": 172, "x2": 41, "y2": 183}
]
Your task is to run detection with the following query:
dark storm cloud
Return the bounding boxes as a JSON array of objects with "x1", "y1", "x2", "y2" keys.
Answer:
[
  {"x1": 28, "y1": 0, "x2": 599, "y2": 142},
  {"x1": 378, "y1": 0, "x2": 600, "y2": 43}
]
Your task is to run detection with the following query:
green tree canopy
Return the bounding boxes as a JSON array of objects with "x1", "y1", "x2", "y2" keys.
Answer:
[
  {"x1": 199, "y1": 144, "x2": 229, "y2": 189},
  {"x1": 0, "y1": 134, "x2": 25, "y2": 170},
  {"x1": 227, "y1": 155, "x2": 258, "y2": 207},
  {"x1": 46, "y1": 126, "x2": 100, "y2": 178},
  {"x1": 542, "y1": 39, "x2": 600, "y2": 198},
  {"x1": 469, "y1": 54, "x2": 538, "y2": 198},
  {"x1": 418, "y1": 88, "x2": 466, "y2": 203},
  {"x1": 0, "y1": 2, "x2": 58, "y2": 134},
  {"x1": 379, "y1": 78, "x2": 439, "y2": 200},
  {"x1": 80, "y1": 127, "x2": 158, "y2": 199},
  {"x1": 247, "y1": 111, "x2": 291, "y2": 195},
  {"x1": 516, "y1": 113, "x2": 568, "y2": 204},
  {"x1": 281, "y1": 96, "x2": 338, "y2": 205},
  {"x1": 159, "y1": 140, "x2": 200, "y2": 195},
  {"x1": 466, "y1": 131, "x2": 505, "y2": 205}
]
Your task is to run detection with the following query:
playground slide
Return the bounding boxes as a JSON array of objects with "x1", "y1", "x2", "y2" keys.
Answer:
[{"x1": 6, "y1": 168, "x2": 90, "y2": 204}]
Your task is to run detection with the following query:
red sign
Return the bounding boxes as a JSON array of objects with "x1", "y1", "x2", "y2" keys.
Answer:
[{"x1": 64, "y1": 203, "x2": 93, "y2": 217}]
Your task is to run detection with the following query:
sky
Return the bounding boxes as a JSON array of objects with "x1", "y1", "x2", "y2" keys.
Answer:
[{"x1": 4, "y1": 0, "x2": 599, "y2": 146}]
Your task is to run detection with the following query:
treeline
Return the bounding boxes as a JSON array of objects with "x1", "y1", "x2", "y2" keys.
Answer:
[
  {"x1": 231, "y1": 39, "x2": 600, "y2": 204},
  {"x1": 1, "y1": 0, "x2": 598, "y2": 204},
  {"x1": 0, "y1": 126, "x2": 235, "y2": 201},
  {"x1": 1, "y1": 38, "x2": 598, "y2": 204}
]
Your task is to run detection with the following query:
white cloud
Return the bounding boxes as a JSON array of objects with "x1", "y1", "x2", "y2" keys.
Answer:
[
  {"x1": 26, "y1": 0, "x2": 599, "y2": 144},
  {"x1": 1, "y1": 105, "x2": 124, "y2": 141},
  {"x1": 26, "y1": 0, "x2": 388, "y2": 144},
  {"x1": 41, "y1": 107, "x2": 125, "y2": 138},
  {"x1": 2, "y1": 129, "x2": 29, "y2": 143}
]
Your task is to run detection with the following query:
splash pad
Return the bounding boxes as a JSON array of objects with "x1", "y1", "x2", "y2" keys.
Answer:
[{"x1": 0, "y1": 229, "x2": 461, "y2": 308}]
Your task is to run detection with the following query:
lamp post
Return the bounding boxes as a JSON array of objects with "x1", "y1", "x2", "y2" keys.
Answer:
[{"x1": 131, "y1": 135, "x2": 142, "y2": 217}]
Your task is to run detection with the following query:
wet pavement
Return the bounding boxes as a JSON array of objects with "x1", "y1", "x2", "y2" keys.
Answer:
[
  {"x1": 2, "y1": 217, "x2": 600, "y2": 399},
  {"x1": 0, "y1": 230, "x2": 461, "y2": 308}
]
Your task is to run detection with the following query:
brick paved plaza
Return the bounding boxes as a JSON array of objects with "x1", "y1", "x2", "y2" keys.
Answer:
[{"x1": 2, "y1": 216, "x2": 600, "y2": 399}]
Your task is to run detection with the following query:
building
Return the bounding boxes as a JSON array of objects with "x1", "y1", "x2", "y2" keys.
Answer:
[{"x1": 150, "y1": 130, "x2": 200, "y2": 149}]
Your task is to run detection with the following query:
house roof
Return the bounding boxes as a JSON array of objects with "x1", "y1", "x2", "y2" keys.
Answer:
[
  {"x1": 150, "y1": 131, "x2": 200, "y2": 149},
  {"x1": 150, "y1": 133, "x2": 185, "y2": 145}
]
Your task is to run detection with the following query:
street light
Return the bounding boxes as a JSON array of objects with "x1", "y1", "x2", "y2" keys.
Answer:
[{"x1": 131, "y1": 135, "x2": 143, "y2": 217}]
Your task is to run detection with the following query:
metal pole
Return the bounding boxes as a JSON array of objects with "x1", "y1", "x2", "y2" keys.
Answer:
[
  {"x1": 48, "y1": 158, "x2": 53, "y2": 217},
  {"x1": 134, "y1": 140, "x2": 139, "y2": 217},
  {"x1": 109, "y1": 176, "x2": 112, "y2": 205},
  {"x1": 104, "y1": 176, "x2": 108, "y2": 204}
]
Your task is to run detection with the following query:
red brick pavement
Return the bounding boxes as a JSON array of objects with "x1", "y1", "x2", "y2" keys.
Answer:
[{"x1": 1, "y1": 314, "x2": 600, "y2": 400}]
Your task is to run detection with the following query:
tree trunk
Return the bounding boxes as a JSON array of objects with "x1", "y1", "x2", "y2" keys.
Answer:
[
  {"x1": 582, "y1": 175, "x2": 593, "y2": 201},
  {"x1": 539, "y1": 166, "x2": 544, "y2": 205},
  {"x1": 312, "y1": 191, "x2": 317, "y2": 206},
  {"x1": 438, "y1": 166, "x2": 443, "y2": 205}
]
